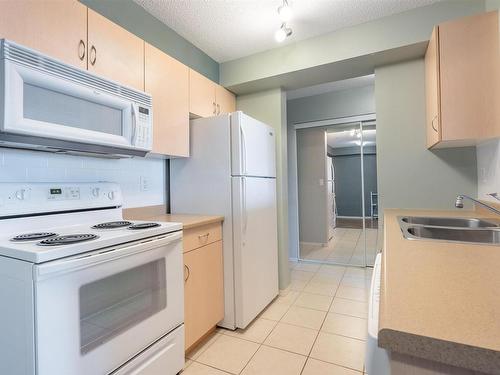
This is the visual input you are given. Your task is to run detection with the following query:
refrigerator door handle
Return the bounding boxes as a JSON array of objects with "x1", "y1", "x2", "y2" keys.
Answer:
[
  {"x1": 240, "y1": 126, "x2": 247, "y2": 175},
  {"x1": 242, "y1": 176, "x2": 248, "y2": 236}
]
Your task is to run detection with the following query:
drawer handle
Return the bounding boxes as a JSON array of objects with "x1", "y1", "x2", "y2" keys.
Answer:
[
  {"x1": 431, "y1": 115, "x2": 438, "y2": 132},
  {"x1": 213, "y1": 102, "x2": 216, "y2": 115},
  {"x1": 90, "y1": 45, "x2": 97, "y2": 66},
  {"x1": 184, "y1": 264, "x2": 190, "y2": 282},
  {"x1": 78, "y1": 40, "x2": 86, "y2": 61},
  {"x1": 198, "y1": 233, "x2": 210, "y2": 240},
  {"x1": 217, "y1": 103, "x2": 220, "y2": 115}
]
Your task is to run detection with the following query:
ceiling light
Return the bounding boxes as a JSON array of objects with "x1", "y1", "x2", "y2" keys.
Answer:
[
  {"x1": 275, "y1": 24, "x2": 292, "y2": 42},
  {"x1": 278, "y1": 0, "x2": 293, "y2": 22}
]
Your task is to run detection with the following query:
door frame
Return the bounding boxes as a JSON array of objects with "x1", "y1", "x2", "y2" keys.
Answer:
[{"x1": 289, "y1": 113, "x2": 376, "y2": 266}]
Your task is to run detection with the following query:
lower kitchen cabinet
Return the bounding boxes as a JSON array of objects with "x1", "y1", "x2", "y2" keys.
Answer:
[{"x1": 183, "y1": 239, "x2": 224, "y2": 351}]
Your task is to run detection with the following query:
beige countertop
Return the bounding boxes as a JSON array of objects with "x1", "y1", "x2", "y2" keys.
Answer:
[
  {"x1": 123, "y1": 205, "x2": 224, "y2": 230},
  {"x1": 379, "y1": 208, "x2": 500, "y2": 374}
]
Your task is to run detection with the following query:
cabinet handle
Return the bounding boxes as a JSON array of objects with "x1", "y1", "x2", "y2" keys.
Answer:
[
  {"x1": 90, "y1": 45, "x2": 97, "y2": 66},
  {"x1": 431, "y1": 115, "x2": 438, "y2": 132},
  {"x1": 213, "y1": 102, "x2": 216, "y2": 115},
  {"x1": 198, "y1": 232, "x2": 210, "y2": 240},
  {"x1": 217, "y1": 104, "x2": 221, "y2": 115},
  {"x1": 78, "y1": 40, "x2": 86, "y2": 61},
  {"x1": 184, "y1": 264, "x2": 190, "y2": 282}
]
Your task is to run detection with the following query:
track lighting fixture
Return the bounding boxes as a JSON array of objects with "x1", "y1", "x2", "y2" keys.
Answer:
[
  {"x1": 275, "y1": 23, "x2": 293, "y2": 42},
  {"x1": 275, "y1": 1, "x2": 293, "y2": 42}
]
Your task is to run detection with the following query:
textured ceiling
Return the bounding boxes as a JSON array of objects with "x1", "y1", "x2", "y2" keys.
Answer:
[{"x1": 134, "y1": 0, "x2": 441, "y2": 62}]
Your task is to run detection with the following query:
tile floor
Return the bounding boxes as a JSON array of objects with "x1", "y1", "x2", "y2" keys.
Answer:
[
  {"x1": 181, "y1": 261, "x2": 372, "y2": 375},
  {"x1": 300, "y1": 228, "x2": 378, "y2": 266}
]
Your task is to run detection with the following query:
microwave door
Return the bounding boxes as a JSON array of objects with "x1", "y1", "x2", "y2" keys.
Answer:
[{"x1": 2, "y1": 61, "x2": 135, "y2": 149}]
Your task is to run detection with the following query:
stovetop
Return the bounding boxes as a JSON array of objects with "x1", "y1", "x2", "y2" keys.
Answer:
[{"x1": 0, "y1": 220, "x2": 182, "y2": 263}]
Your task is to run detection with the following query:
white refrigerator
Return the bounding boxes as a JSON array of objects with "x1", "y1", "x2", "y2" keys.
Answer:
[{"x1": 170, "y1": 111, "x2": 279, "y2": 330}]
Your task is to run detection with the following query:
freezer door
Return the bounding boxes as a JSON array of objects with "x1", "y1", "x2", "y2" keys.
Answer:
[
  {"x1": 231, "y1": 112, "x2": 276, "y2": 178},
  {"x1": 232, "y1": 176, "x2": 279, "y2": 328}
]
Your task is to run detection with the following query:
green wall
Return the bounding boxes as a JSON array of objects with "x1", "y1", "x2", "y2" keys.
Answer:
[
  {"x1": 80, "y1": 0, "x2": 219, "y2": 82},
  {"x1": 375, "y1": 59, "x2": 477, "y2": 220},
  {"x1": 236, "y1": 89, "x2": 290, "y2": 289}
]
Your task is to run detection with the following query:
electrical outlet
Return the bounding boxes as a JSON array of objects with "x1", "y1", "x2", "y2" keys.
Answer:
[{"x1": 140, "y1": 176, "x2": 149, "y2": 191}]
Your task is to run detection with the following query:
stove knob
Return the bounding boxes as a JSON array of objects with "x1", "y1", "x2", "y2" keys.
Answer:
[
  {"x1": 91, "y1": 187, "x2": 100, "y2": 198},
  {"x1": 107, "y1": 191, "x2": 115, "y2": 200},
  {"x1": 15, "y1": 189, "x2": 26, "y2": 201}
]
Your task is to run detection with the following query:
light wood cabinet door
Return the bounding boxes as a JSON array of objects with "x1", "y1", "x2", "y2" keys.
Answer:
[
  {"x1": 0, "y1": 0, "x2": 87, "y2": 69},
  {"x1": 184, "y1": 241, "x2": 224, "y2": 351},
  {"x1": 425, "y1": 27, "x2": 441, "y2": 149},
  {"x1": 216, "y1": 85, "x2": 236, "y2": 115},
  {"x1": 189, "y1": 69, "x2": 217, "y2": 118},
  {"x1": 145, "y1": 43, "x2": 189, "y2": 157},
  {"x1": 87, "y1": 9, "x2": 144, "y2": 91},
  {"x1": 438, "y1": 11, "x2": 499, "y2": 143}
]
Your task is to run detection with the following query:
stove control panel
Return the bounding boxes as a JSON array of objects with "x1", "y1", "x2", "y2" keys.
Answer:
[{"x1": 0, "y1": 182, "x2": 123, "y2": 217}]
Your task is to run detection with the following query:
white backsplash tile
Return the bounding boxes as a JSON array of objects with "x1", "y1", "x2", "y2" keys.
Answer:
[
  {"x1": 0, "y1": 148, "x2": 165, "y2": 208},
  {"x1": 476, "y1": 139, "x2": 500, "y2": 202}
]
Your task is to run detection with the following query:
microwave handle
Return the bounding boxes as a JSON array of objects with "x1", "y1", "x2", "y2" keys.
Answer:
[
  {"x1": 131, "y1": 103, "x2": 138, "y2": 145},
  {"x1": 35, "y1": 231, "x2": 182, "y2": 280}
]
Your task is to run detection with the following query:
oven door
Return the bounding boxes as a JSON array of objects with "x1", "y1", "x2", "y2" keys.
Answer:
[
  {"x1": 2, "y1": 60, "x2": 142, "y2": 150},
  {"x1": 33, "y1": 231, "x2": 183, "y2": 375}
]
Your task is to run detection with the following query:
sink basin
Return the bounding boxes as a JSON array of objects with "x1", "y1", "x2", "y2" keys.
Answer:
[
  {"x1": 405, "y1": 226, "x2": 500, "y2": 245},
  {"x1": 400, "y1": 216, "x2": 499, "y2": 228}
]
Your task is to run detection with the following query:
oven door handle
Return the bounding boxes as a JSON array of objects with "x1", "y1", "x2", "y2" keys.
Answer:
[{"x1": 34, "y1": 231, "x2": 182, "y2": 280}]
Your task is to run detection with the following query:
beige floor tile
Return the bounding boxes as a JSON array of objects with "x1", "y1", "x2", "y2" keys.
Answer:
[
  {"x1": 223, "y1": 318, "x2": 277, "y2": 343},
  {"x1": 275, "y1": 290, "x2": 300, "y2": 306},
  {"x1": 302, "y1": 358, "x2": 362, "y2": 375},
  {"x1": 197, "y1": 335, "x2": 259, "y2": 374},
  {"x1": 318, "y1": 264, "x2": 346, "y2": 274},
  {"x1": 291, "y1": 270, "x2": 315, "y2": 281},
  {"x1": 303, "y1": 281, "x2": 339, "y2": 296},
  {"x1": 344, "y1": 267, "x2": 372, "y2": 279},
  {"x1": 330, "y1": 298, "x2": 368, "y2": 319},
  {"x1": 181, "y1": 362, "x2": 231, "y2": 375},
  {"x1": 281, "y1": 306, "x2": 327, "y2": 330},
  {"x1": 260, "y1": 301, "x2": 290, "y2": 321},
  {"x1": 321, "y1": 313, "x2": 367, "y2": 340},
  {"x1": 341, "y1": 276, "x2": 371, "y2": 289},
  {"x1": 184, "y1": 359, "x2": 193, "y2": 370},
  {"x1": 289, "y1": 278, "x2": 308, "y2": 291},
  {"x1": 336, "y1": 285, "x2": 367, "y2": 302},
  {"x1": 310, "y1": 274, "x2": 343, "y2": 286},
  {"x1": 294, "y1": 262, "x2": 321, "y2": 272},
  {"x1": 241, "y1": 345, "x2": 307, "y2": 375},
  {"x1": 294, "y1": 292, "x2": 333, "y2": 311},
  {"x1": 263, "y1": 322, "x2": 318, "y2": 355},
  {"x1": 185, "y1": 332, "x2": 221, "y2": 360},
  {"x1": 310, "y1": 332, "x2": 365, "y2": 371}
]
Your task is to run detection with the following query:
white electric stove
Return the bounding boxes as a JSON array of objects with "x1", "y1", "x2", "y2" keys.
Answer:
[{"x1": 0, "y1": 182, "x2": 185, "y2": 375}]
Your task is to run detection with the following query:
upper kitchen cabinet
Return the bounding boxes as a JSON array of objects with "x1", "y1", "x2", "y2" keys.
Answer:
[
  {"x1": 0, "y1": 0, "x2": 87, "y2": 69},
  {"x1": 425, "y1": 11, "x2": 499, "y2": 148},
  {"x1": 189, "y1": 69, "x2": 236, "y2": 118},
  {"x1": 145, "y1": 43, "x2": 190, "y2": 157},
  {"x1": 189, "y1": 69, "x2": 217, "y2": 118},
  {"x1": 216, "y1": 85, "x2": 236, "y2": 115},
  {"x1": 87, "y1": 9, "x2": 144, "y2": 91}
]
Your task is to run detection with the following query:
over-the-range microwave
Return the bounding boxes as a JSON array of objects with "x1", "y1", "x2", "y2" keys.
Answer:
[{"x1": 0, "y1": 39, "x2": 153, "y2": 158}]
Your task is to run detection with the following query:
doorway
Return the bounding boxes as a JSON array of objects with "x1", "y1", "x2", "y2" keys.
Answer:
[{"x1": 295, "y1": 118, "x2": 378, "y2": 267}]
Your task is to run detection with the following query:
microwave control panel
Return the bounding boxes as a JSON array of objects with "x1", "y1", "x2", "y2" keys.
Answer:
[{"x1": 135, "y1": 106, "x2": 152, "y2": 149}]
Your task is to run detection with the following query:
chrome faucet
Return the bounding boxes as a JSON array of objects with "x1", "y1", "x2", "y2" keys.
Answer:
[{"x1": 455, "y1": 194, "x2": 500, "y2": 216}]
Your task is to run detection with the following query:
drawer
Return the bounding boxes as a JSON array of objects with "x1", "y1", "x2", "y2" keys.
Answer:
[{"x1": 183, "y1": 222, "x2": 222, "y2": 252}]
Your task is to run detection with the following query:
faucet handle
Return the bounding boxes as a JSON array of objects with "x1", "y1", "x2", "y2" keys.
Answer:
[{"x1": 487, "y1": 193, "x2": 500, "y2": 201}]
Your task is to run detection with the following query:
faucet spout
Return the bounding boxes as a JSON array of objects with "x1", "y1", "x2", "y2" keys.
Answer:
[{"x1": 455, "y1": 194, "x2": 500, "y2": 216}]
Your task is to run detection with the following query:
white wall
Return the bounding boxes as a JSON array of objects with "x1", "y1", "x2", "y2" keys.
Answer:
[
  {"x1": 0, "y1": 148, "x2": 166, "y2": 208},
  {"x1": 477, "y1": 139, "x2": 500, "y2": 202}
]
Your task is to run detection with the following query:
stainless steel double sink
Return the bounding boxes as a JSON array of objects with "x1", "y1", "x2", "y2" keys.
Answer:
[{"x1": 398, "y1": 216, "x2": 500, "y2": 245}]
